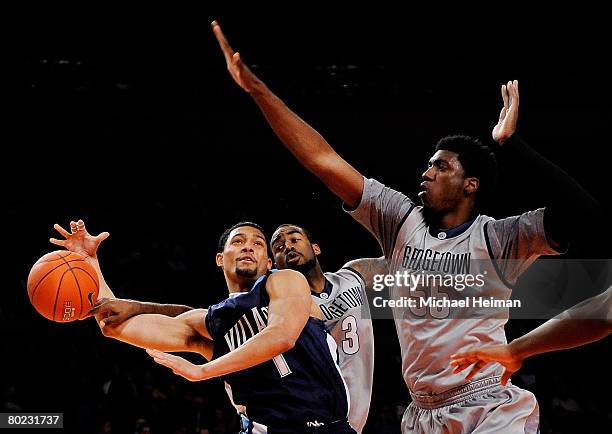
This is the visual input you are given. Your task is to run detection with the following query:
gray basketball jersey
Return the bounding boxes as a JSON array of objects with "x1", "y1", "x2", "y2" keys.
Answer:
[
  {"x1": 312, "y1": 269, "x2": 375, "y2": 433},
  {"x1": 346, "y1": 177, "x2": 558, "y2": 395}
]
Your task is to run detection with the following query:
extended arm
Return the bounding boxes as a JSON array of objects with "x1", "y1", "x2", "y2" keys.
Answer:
[
  {"x1": 148, "y1": 269, "x2": 312, "y2": 381},
  {"x1": 492, "y1": 81, "x2": 602, "y2": 250},
  {"x1": 91, "y1": 297, "x2": 194, "y2": 327},
  {"x1": 342, "y1": 256, "x2": 388, "y2": 291},
  {"x1": 451, "y1": 287, "x2": 612, "y2": 384},
  {"x1": 101, "y1": 308, "x2": 213, "y2": 359},
  {"x1": 50, "y1": 220, "x2": 115, "y2": 298},
  {"x1": 211, "y1": 21, "x2": 364, "y2": 208},
  {"x1": 49, "y1": 220, "x2": 211, "y2": 358}
]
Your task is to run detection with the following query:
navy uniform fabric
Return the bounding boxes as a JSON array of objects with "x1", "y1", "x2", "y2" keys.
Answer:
[{"x1": 205, "y1": 271, "x2": 350, "y2": 431}]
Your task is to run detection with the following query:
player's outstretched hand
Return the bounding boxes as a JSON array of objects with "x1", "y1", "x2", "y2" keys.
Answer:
[
  {"x1": 87, "y1": 297, "x2": 142, "y2": 326},
  {"x1": 50, "y1": 219, "x2": 109, "y2": 259},
  {"x1": 146, "y1": 349, "x2": 207, "y2": 382},
  {"x1": 211, "y1": 20, "x2": 263, "y2": 94},
  {"x1": 450, "y1": 344, "x2": 523, "y2": 385},
  {"x1": 492, "y1": 80, "x2": 520, "y2": 145}
]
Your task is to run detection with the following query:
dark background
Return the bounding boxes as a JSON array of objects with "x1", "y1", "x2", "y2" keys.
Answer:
[{"x1": 3, "y1": 5, "x2": 611, "y2": 434}]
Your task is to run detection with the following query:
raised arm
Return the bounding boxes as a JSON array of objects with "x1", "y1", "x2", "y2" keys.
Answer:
[
  {"x1": 492, "y1": 80, "x2": 602, "y2": 250},
  {"x1": 147, "y1": 269, "x2": 312, "y2": 381},
  {"x1": 49, "y1": 220, "x2": 212, "y2": 358},
  {"x1": 211, "y1": 21, "x2": 364, "y2": 208},
  {"x1": 450, "y1": 287, "x2": 612, "y2": 385},
  {"x1": 342, "y1": 256, "x2": 388, "y2": 291},
  {"x1": 50, "y1": 220, "x2": 114, "y2": 299}
]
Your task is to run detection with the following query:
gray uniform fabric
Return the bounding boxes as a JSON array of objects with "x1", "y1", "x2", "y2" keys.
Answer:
[
  {"x1": 346, "y1": 177, "x2": 558, "y2": 433},
  {"x1": 314, "y1": 269, "x2": 375, "y2": 433}
]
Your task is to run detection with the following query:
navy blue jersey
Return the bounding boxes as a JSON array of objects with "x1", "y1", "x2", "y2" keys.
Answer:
[{"x1": 205, "y1": 271, "x2": 349, "y2": 429}]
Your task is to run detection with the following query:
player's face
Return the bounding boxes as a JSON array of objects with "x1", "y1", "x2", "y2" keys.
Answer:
[
  {"x1": 219, "y1": 226, "x2": 271, "y2": 279},
  {"x1": 270, "y1": 225, "x2": 320, "y2": 272},
  {"x1": 419, "y1": 150, "x2": 467, "y2": 212}
]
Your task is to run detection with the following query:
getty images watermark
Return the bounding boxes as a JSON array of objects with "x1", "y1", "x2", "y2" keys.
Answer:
[
  {"x1": 370, "y1": 270, "x2": 521, "y2": 309},
  {"x1": 362, "y1": 259, "x2": 612, "y2": 320}
]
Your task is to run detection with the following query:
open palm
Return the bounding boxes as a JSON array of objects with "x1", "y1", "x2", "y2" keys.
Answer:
[
  {"x1": 211, "y1": 20, "x2": 262, "y2": 94},
  {"x1": 49, "y1": 219, "x2": 109, "y2": 259},
  {"x1": 492, "y1": 80, "x2": 519, "y2": 145}
]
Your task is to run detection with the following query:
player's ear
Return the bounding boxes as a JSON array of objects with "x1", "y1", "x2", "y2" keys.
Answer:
[
  {"x1": 266, "y1": 258, "x2": 272, "y2": 270},
  {"x1": 215, "y1": 252, "x2": 224, "y2": 268},
  {"x1": 312, "y1": 243, "x2": 321, "y2": 256},
  {"x1": 464, "y1": 177, "x2": 479, "y2": 195}
]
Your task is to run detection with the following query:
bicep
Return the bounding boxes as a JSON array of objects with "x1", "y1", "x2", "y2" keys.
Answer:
[
  {"x1": 487, "y1": 210, "x2": 559, "y2": 284},
  {"x1": 266, "y1": 272, "x2": 311, "y2": 341},
  {"x1": 315, "y1": 151, "x2": 364, "y2": 209},
  {"x1": 343, "y1": 257, "x2": 388, "y2": 290}
]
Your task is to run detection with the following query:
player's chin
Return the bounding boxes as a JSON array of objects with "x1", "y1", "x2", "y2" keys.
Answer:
[
  {"x1": 235, "y1": 264, "x2": 258, "y2": 278},
  {"x1": 285, "y1": 256, "x2": 302, "y2": 268},
  {"x1": 418, "y1": 191, "x2": 431, "y2": 207}
]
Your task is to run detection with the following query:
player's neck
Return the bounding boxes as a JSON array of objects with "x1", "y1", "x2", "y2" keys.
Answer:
[
  {"x1": 430, "y1": 203, "x2": 475, "y2": 229},
  {"x1": 304, "y1": 265, "x2": 326, "y2": 294},
  {"x1": 225, "y1": 275, "x2": 258, "y2": 294}
]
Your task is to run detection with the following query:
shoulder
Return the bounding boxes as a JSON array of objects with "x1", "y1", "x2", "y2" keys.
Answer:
[
  {"x1": 266, "y1": 270, "x2": 309, "y2": 294},
  {"x1": 352, "y1": 177, "x2": 415, "y2": 211},
  {"x1": 484, "y1": 208, "x2": 546, "y2": 236}
]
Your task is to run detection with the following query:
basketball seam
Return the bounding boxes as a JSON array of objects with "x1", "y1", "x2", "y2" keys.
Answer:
[
  {"x1": 60, "y1": 255, "x2": 84, "y2": 321},
  {"x1": 52, "y1": 268, "x2": 71, "y2": 321},
  {"x1": 69, "y1": 267, "x2": 99, "y2": 317},
  {"x1": 29, "y1": 258, "x2": 88, "y2": 303},
  {"x1": 35, "y1": 251, "x2": 73, "y2": 264}
]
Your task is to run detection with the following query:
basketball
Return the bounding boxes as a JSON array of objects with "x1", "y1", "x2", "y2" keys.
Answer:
[{"x1": 27, "y1": 250, "x2": 100, "y2": 322}]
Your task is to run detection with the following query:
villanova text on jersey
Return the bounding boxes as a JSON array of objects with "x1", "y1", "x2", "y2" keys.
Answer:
[{"x1": 205, "y1": 271, "x2": 350, "y2": 429}]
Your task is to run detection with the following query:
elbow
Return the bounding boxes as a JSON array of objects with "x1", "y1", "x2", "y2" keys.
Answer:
[{"x1": 276, "y1": 335, "x2": 297, "y2": 353}]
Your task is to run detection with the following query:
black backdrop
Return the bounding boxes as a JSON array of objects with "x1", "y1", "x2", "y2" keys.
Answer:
[{"x1": 4, "y1": 6, "x2": 611, "y2": 434}]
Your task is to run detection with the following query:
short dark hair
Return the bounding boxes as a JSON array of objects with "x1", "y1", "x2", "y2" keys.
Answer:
[
  {"x1": 272, "y1": 224, "x2": 317, "y2": 246},
  {"x1": 217, "y1": 221, "x2": 267, "y2": 253},
  {"x1": 435, "y1": 135, "x2": 498, "y2": 207}
]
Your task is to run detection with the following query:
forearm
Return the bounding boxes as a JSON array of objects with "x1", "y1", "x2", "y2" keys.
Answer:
[
  {"x1": 130, "y1": 301, "x2": 194, "y2": 317},
  {"x1": 503, "y1": 134, "x2": 601, "y2": 244},
  {"x1": 251, "y1": 85, "x2": 336, "y2": 168},
  {"x1": 202, "y1": 326, "x2": 292, "y2": 378},
  {"x1": 249, "y1": 85, "x2": 363, "y2": 206},
  {"x1": 105, "y1": 313, "x2": 197, "y2": 352},
  {"x1": 509, "y1": 318, "x2": 612, "y2": 360},
  {"x1": 86, "y1": 257, "x2": 114, "y2": 299}
]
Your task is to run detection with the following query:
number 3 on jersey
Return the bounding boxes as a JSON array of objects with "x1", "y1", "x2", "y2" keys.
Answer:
[{"x1": 341, "y1": 315, "x2": 360, "y2": 355}]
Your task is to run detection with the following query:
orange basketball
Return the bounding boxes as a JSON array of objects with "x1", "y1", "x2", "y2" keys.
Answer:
[{"x1": 27, "y1": 250, "x2": 100, "y2": 322}]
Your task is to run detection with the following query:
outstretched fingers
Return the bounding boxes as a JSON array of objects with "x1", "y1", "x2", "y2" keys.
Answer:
[
  {"x1": 501, "y1": 369, "x2": 513, "y2": 385},
  {"x1": 211, "y1": 21, "x2": 236, "y2": 65},
  {"x1": 501, "y1": 84, "x2": 509, "y2": 110},
  {"x1": 95, "y1": 231, "x2": 111, "y2": 243},
  {"x1": 88, "y1": 297, "x2": 111, "y2": 315},
  {"x1": 464, "y1": 360, "x2": 488, "y2": 381},
  {"x1": 53, "y1": 223, "x2": 71, "y2": 239},
  {"x1": 49, "y1": 237, "x2": 66, "y2": 247},
  {"x1": 510, "y1": 79, "x2": 519, "y2": 106},
  {"x1": 147, "y1": 349, "x2": 180, "y2": 370}
]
